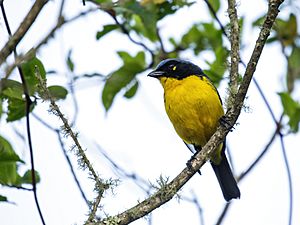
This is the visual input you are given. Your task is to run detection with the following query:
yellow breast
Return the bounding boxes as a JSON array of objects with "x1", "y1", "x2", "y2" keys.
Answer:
[{"x1": 159, "y1": 75, "x2": 224, "y2": 147}]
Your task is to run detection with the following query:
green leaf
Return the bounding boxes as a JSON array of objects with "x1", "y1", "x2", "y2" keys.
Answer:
[
  {"x1": 252, "y1": 14, "x2": 265, "y2": 27},
  {"x1": 155, "y1": 0, "x2": 194, "y2": 20},
  {"x1": 48, "y1": 85, "x2": 68, "y2": 100},
  {"x1": 0, "y1": 79, "x2": 25, "y2": 121},
  {"x1": 0, "y1": 79, "x2": 23, "y2": 100},
  {"x1": 102, "y1": 51, "x2": 145, "y2": 111},
  {"x1": 207, "y1": 0, "x2": 220, "y2": 13},
  {"x1": 21, "y1": 56, "x2": 46, "y2": 95},
  {"x1": 66, "y1": 50, "x2": 74, "y2": 72},
  {"x1": 181, "y1": 25, "x2": 204, "y2": 51},
  {"x1": 7, "y1": 99, "x2": 25, "y2": 122},
  {"x1": 0, "y1": 79, "x2": 23, "y2": 93},
  {"x1": 114, "y1": 1, "x2": 192, "y2": 41},
  {"x1": 169, "y1": 37, "x2": 178, "y2": 48},
  {"x1": 278, "y1": 92, "x2": 300, "y2": 133},
  {"x1": 238, "y1": 17, "x2": 245, "y2": 39},
  {"x1": 117, "y1": 51, "x2": 145, "y2": 67},
  {"x1": 202, "y1": 22, "x2": 222, "y2": 50},
  {"x1": 96, "y1": 24, "x2": 118, "y2": 40},
  {"x1": 124, "y1": 80, "x2": 139, "y2": 98},
  {"x1": 254, "y1": 14, "x2": 297, "y2": 47},
  {"x1": 266, "y1": 36, "x2": 278, "y2": 44},
  {"x1": 19, "y1": 170, "x2": 41, "y2": 184},
  {"x1": 0, "y1": 98, "x2": 2, "y2": 119},
  {"x1": 287, "y1": 46, "x2": 300, "y2": 92},
  {"x1": 6, "y1": 98, "x2": 35, "y2": 122},
  {"x1": 0, "y1": 136, "x2": 23, "y2": 185},
  {"x1": 130, "y1": 14, "x2": 148, "y2": 38},
  {"x1": 181, "y1": 22, "x2": 222, "y2": 55},
  {"x1": 0, "y1": 195, "x2": 8, "y2": 202},
  {"x1": 0, "y1": 162, "x2": 17, "y2": 185},
  {"x1": 93, "y1": 0, "x2": 113, "y2": 4},
  {"x1": 274, "y1": 14, "x2": 297, "y2": 46},
  {"x1": 125, "y1": 1, "x2": 158, "y2": 41},
  {"x1": 2, "y1": 88, "x2": 23, "y2": 100},
  {"x1": 204, "y1": 46, "x2": 229, "y2": 86},
  {"x1": 0, "y1": 136, "x2": 23, "y2": 163}
]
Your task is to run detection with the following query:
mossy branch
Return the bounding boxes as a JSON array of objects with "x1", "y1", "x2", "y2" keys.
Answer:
[
  {"x1": 35, "y1": 68, "x2": 109, "y2": 223},
  {"x1": 87, "y1": 1, "x2": 284, "y2": 224},
  {"x1": 227, "y1": 0, "x2": 240, "y2": 108}
]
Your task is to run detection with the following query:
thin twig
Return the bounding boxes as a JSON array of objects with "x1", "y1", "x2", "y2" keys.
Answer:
[
  {"x1": 0, "y1": 0, "x2": 48, "y2": 65},
  {"x1": 238, "y1": 123, "x2": 279, "y2": 181},
  {"x1": 225, "y1": 145, "x2": 235, "y2": 173},
  {"x1": 5, "y1": 185, "x2": 33, "y2": 191},
  {"x1": 216, "y1": 129, "x2": 277, "y2": 225},
  {"x1": 32, "y1": 113, "x2": 56, "y2": 130},
  {"x1": 215, "y1": 115, "x2": 283, "y2": 225},
  {"x1": 94, "y1": 142, "x2": 151, "y2": 193},
  {"x1": 215, "y1": 203, "x2": 231, "y2": 225},
  {"x1": 279, "y1": 133, "x2": 293, "y2": 225},
  {"x1": 183, "y1": 191, "x2": 205, "y2": 225},
  {"x1": 58, "y1": 0, "x2": 65, "y2": 18},
  {"x1": 35, "y1": 71, "x2": 108, "y2": 223},
  {"x1": 156, "y1": 27, "x2": 166, "y2": 54},
  {"x1": 68, "y1": 72, "x2": 79, "y2": 126},
  {"x1": 32, "y1": 113, "x2": 90, "y2": 207},
  {"x1": 107, "y1": 11, "x2": 155, "y2": 69},
  {"x1": 73, "y1": 72, "x2": 105, "y2": 81},
  {"x1": 0, "y1": 3, "x2": 46, "y2": 224},
  {"x1": 203, "y1": 0, "x2": 228, "y2": 37},
  {"x1": 243, "y1": 60, "x2": 278, "y2": 124},
  {"x1": 4, "y1": 7, "x2": 98, "y2": 78},
  {"x1": 56, "y1": 130, "x2": 89, "y2": 206}
]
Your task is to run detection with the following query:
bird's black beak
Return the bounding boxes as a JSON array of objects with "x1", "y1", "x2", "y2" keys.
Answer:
[{"x1": 147, "y1": 70, "x2": 166, "y2": 78}]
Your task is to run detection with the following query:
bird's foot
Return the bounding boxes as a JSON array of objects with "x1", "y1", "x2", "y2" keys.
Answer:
[
  {"x1": 186, "y1": 153, "x2": 202, "y2": 175},
  {"x1": 220, "y1": 116, "x2": 235, "y2": 132}
]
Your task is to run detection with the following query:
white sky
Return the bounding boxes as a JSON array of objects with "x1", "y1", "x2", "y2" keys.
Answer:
[{"x1": 0, "y1": 0, "x2": 300, "y2": 225}]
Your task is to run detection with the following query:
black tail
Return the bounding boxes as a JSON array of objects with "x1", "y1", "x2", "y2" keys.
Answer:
[{"x1": 211, "y1": 150, "x2": 240, "y2": 201}]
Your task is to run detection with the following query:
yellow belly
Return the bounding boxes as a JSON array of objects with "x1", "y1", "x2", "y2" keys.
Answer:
[{"x1": 159, "y1": 75, "x2": 224, "y2": 147}]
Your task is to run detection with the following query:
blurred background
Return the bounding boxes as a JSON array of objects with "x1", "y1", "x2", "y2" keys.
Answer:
[{"x1": 0, "y1": 0, "x2": 299, "y2": 225}]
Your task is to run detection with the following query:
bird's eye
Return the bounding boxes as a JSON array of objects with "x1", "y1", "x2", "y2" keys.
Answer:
[{"x1": 168, "y1": 64, "x2": 176, "y2": 71}]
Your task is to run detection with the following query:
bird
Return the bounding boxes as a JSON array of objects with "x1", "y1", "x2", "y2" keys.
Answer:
[{"x1": 147, "y1": 58, "x2": 240, "y2": 201}]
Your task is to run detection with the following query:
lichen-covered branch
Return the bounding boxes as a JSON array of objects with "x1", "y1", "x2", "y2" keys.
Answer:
[
  {"x1": 87, "y1": 0, "x2": 284, "y2": 224},
  {"x1": 227, "y1": 0, "x2": 240, "y2": 107},
  {"x1": 227, "y1": 0, "x2": 284, "y2": 123},
  {"x1": 35, "y1": 70, "x2": 109, "y2": 223}
]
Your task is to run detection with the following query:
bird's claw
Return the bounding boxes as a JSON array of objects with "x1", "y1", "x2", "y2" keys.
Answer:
[{"x1": 220, "y1": 116, "x2": 234, "y2": 132}]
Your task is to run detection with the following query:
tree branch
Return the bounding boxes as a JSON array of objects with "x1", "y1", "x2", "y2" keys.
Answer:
[
  {"x1": 227, "y1": 0, "x2": 240, "y2": 107},
  {"x1": 35, "y1": 71, "x2": 109, "y2": 223},
  {"x1": 87, "y1": 1, "x2": 284, "y2": 224},
  {"x1": 56, "y1": 130, "x2": 89, "y2": 206},
  {"x1": 228, "y1": 0, "x2": 284, "y2": 123},
  {"x1": 4, "y1": 7, "x2": 98, "y2": 78},
  {"x1": 203, "y1": 0, "x2": 279, "y2": 125},
  {"x1": 0, "y1": 0, "x2": 48, "y2": 65}
]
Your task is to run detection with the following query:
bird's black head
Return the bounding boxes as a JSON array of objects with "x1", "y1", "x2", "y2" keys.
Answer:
[{"x1": 147, "y1": 58, "x2": 204, "y2": 80}]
